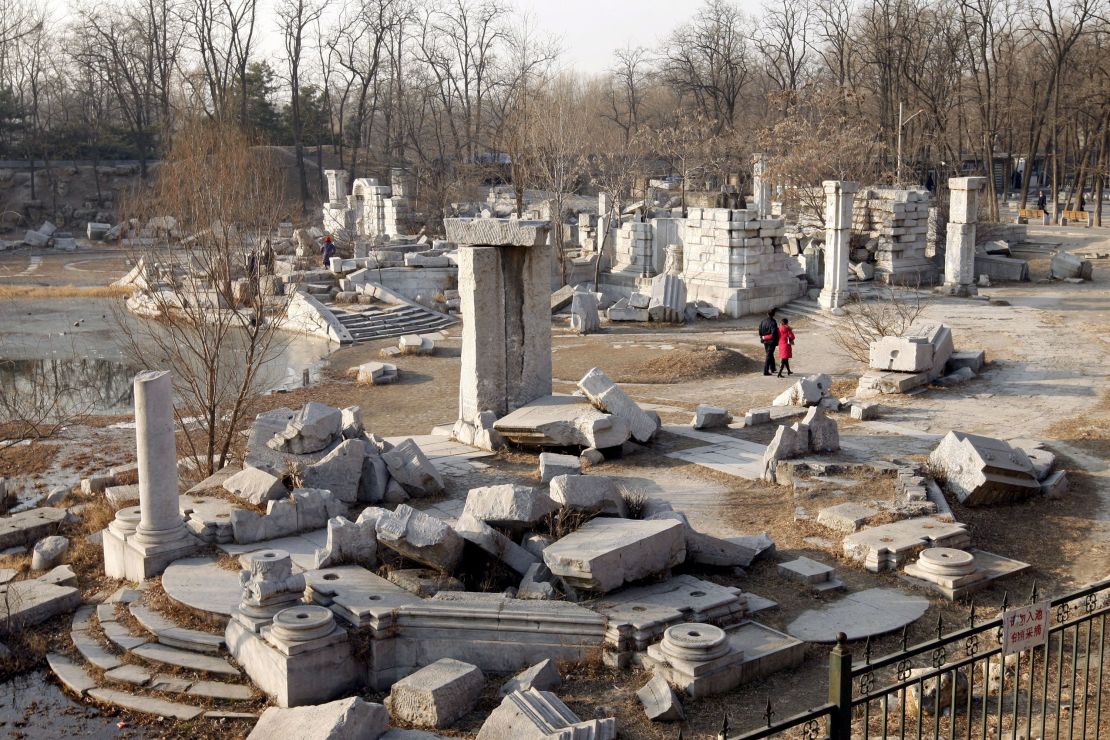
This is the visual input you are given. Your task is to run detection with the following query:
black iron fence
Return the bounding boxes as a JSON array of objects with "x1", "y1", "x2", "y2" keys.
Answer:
[{"x1": 726, "y1": 576, "x2": 1110, "y2": 739}]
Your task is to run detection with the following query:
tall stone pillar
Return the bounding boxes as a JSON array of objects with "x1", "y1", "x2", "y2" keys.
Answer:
[
  {"x1": 447, "y1": 219, "x2": 552, "y2": 449},
  {"x1": 818, "y1": 181, "x2": 858, "y2": 312},
  {"x1": 752, "y1": 154, "x2": 771, "y2": 218},
  {"x1": 943, "y1": 177, "x2": 985, "y2": 296},
  {"x1": 102, "y1": 370, "x2": 198, "y2": 580}
]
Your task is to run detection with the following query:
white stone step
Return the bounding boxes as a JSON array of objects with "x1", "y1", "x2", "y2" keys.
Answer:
[
  {"x1": 46, "y1": 653, "x2": 96, "y2": 695},
  {"x1": 48, "y1": 652, "x2": 210, "y2": 721},
  {"x1": 71, "y1": 605, "x2": 123, "y2": 670},
  {"x1": 130, "y1": 642, "x2": 241, "y2": 676},
  {"x1": 129, "y1": 602, "x2": 225, "y2": 654}
]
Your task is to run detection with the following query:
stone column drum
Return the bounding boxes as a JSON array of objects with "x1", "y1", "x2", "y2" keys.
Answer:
[
  {"x1": 446, "y1": 218, "x2": 552, "y2": 441},
  {"x1": 818, "y1": 181, "x2": 858, "y2": 312},
  {"x1": 132, "y1": 370, "x2": 189, "y2": 547},
  {"x1": 943, "y1": 176, "x2": 985, "y2": 296}
]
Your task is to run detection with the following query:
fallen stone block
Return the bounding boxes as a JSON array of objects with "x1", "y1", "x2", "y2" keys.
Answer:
[
  {"x1": 928, "y1": 431, "x2": 1040, "y2": 505},
  {"x1": 538, "y1": 453, "x2": 581, "y2": 483},
  {"x1": 856, "y1": 370, "x2": 929, "y2": 396},
  {"x1": 387, "y1": 568, "x2": 464, "y2": 597},
  {"x1": 104, "y1": 484, "x2": 139, "y2": 509},
  {"x1": 0, "y1": 579, "x2": 81, "y2": 634},
  {"x1": 0, "y1": 508, "x2": 67, "y2": 550},
  {"x1": 869, "y1": 335, "x2": 933, "y2": 373},
  {"x1": 314, "y1": 515, "x2": 378, "y2": 569},
  {"x1": 1041, "y1": 469, "x2": 1068, "y2": 499},
  {"x1": 268, "y1": 402, "x2": 342, "y2": 454},
  {"x1": 31, "y1": 536, "x2": 69, "y2": 571},
  {"x1": 499, "y1": 659, "x2": 561, "y2": 696},
  {"x1": 850, "y1": 402, "x2": 878, "y2": 420},
  {"x1": 23, "y1": 230, "x2": 49, "y2": 247},
  {"x1": 816, "y1": 502, "x2": 878, "y2": 533},
  {"x1": 578, "y1": 368, "x2": 657, "y2": 443},
  {"x1": 80, "y1": 474, "x2": 114, "y2": 495},
  {"x1": 843, "y1": 517, "x2": 971, "y2": 571},
  {"x1": 387, "y1": 658, "x2": 484, "y2": 729},
  {"x1": 772, "y1": 374, "x2": 831, "y2": 407},
  {"x1": 946, "y1": 350, "x2": 985, "y2": 374},
  {"x1": 462, "y1": 485, "x2": 559, "y2": 530},
  {"x1": 455, "y1": 512, "x2": 539, "y2": 575},
  {"x1": 376, "y1": 505, "x2": 464, "y2": 573},
  {"x1": 550, "y1": 285, "x2": 575, "y2": 313},
  {"x1": 802, "y1": 407, "x2": 839, "y2": 452},
  {"x1": 778, "y1": 556, "x2": 842, "y2": 591},
  {"x1": 493, "y1": 395, "x2": 630, "y2": 450},
  {"x1": 382, "y1": 439, "x2": 444, "y2": 496},
  {"x1": 359, "y1": 448, "x2": 390, "y2": 504},
  {"x1": 301, "y1": 439, "x2": 366, "y2": 503},
  {"x1": 247, "y1": 697, "x2": 389, "y2": 740},
  {"x1": 399, "y1": 334, "x2": 435, "y2": 356},
  {"x1": 543, "y1": 518, "x2": 685, "y2": 594},
  {"x1": 934, "y1": 366, "x2": 975, "y2": 387},
  {"x1": 354, "y1": 361, "x2": 399, "y2": 385},
  {"x1": 693, "y1": 405, "x2": 732, "y2": 430},
  {"x1": 477, "y1": 689, "x2": 616, "y2": 740},
  {"x1": 686, "y1": 530, "x2": 758, "y2": 568},
  {"x1": 223, "y1": 466, "x2": 288, "y2": 506},
  {"x1": 761, "y1": 425, "x2": 807, "y2": 482},
  {"x1": 548, "y1": 475, "x2": 626, "y2": 517},
  {"x1": 517, "y1": 563, "x2": 557, "y2": 600},
  {"x1": 637, "y1": 674, "x2": 685, "y2": 722},
  {"x1": 607, "y1": 300, "x2": 650, "y2": 322},
  {"x1": 743, "y1": 408, "x2": 772, "y2": 425},
  {"x1": 340, "y1": 407, "x2": 363, "y2": 438},
  {"x1": 1050, "y1": 251, "x2": 1093, "y2": 281}
]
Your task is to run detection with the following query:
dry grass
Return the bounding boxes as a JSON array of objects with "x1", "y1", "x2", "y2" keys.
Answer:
[
  {"x1": 0, "y1": 441, "x2": 59, "y2": 478},
  {"x1": 554, "y1": 343, "x2": 760, "y2": 384},
  {"x1": 0, "y1": 284, "x2": 134, "y2": 300}
]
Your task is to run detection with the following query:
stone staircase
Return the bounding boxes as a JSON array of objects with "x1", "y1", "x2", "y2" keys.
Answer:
[
  {"x1": 774, "y1": 297, "x2": 841, "y2": 329},
  {"x1": 48, "y1": 587, "x2": 258, "y2": 721},
  {"x1": 329, "y1": 303, "x2": 457, "y2": 344}
]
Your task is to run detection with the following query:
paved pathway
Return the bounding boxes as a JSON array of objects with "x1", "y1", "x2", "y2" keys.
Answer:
[{"x1": 662, "y1": 424, "x2": 767, "y2": 480}]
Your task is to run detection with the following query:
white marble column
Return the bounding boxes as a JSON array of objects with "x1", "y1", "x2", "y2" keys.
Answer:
[
  {"x1": 131, "y1": 370, "x2": 189, "y2": 546},
  {"x1": 944, "y1": 176, "x2": 985, "y2": 296},
  {"x1": 818, "y1": 180, "x2": 858, "y2": 312},
  {"x1": 752, "y1": 154, "x2": 771, "y2": 218}
]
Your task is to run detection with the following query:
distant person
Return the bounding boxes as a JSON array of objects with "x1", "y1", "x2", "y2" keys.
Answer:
[
  {"x1": 1078, "y1": 192, "x2": 1086, "y2": 212},
  {"x1": 758, "y1": 309, "x2": 780, "y2": 376},
  {"x1": 246, "y1": 249, "x2": 257, "y2": 279},
  {"x1": 322, "y1": 235, "x2": 335, "y2": 268},
  {"x1": 260, "y1": 239, "x2": 274, "y2": 274},
  {"x1": 1037, "y1": 191, "x2": 1047, "y2": 212},
  {"x1": 777, "y1": 318, "x2": 795, "y2": 378}
]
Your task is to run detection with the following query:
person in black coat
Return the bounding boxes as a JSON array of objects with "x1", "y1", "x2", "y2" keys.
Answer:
[{"x1": 758, "y1": 309, "x2": 780, "y2": 376}]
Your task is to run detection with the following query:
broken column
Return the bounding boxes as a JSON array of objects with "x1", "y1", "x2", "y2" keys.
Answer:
[
  {"x1": 102, "y1": 371, "x2": 198, "y2": 580},
  {"x1": 447, "y1": 219, "x2": 552, "y2": 447},
  {"x1": 943, "y1": 177, "x2": 985, "y2": 296},
  {"x1": 818, "y1": 180, "x2": 858, "y2": 312},
  {"x1": 324, "y1": 170, "x2": 349, "y2": 206},
  {"x1": 234, "y1": 550, "x2": 307, "y2": 632}
]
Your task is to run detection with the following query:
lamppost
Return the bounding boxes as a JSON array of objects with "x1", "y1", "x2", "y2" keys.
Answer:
[{"x1": 897, "y1": 102, "x2": 924, "y2": 186}]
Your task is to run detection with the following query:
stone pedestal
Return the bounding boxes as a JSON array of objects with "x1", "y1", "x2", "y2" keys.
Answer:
[
  {"x1": 446, "y1": 219, "x2": 552, "y2": 445},
  {"x1": 226, "y1": 604, "x2": 358, "y2": 707},
  {"x1": 102, "y1": 372, "x2": 198, "y2": 581},
  {"x1": 818, "y1": 181, "x2": 858, "y2": 311},
  {"x1": 644, "y1": 623, "x2": 747, "y2": 698},
  {"x1": 943, "y1": 177, "x2": 985, "y2": 296}
]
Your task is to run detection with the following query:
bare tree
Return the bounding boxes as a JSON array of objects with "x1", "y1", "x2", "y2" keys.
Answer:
[
  {"x1": 830, "y1": 285, "x2": 930, "y2": 363},
  {"x1": 278, "y1": 0, "x2": 327, "y2": 211},
  {"x1": 604, "y1": 46, "x2": 651, "y2": 144},
  {"x1": 756, "y1": 0, "x2": 814, "y2": 93},
  {"x1": 660, "y1": 0, "x2": 754, "y2": 130},
  {"x1": 116, "y1": 122, "x2": 293, "y2": 475}
]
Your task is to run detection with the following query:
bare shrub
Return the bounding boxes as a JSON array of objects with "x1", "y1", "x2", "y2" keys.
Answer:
[
  {"x1": 829, "y1": 283, "x2": 930, "y2": 364},
  {"x1": 621, "y1": 489, "x2": 649, "y2": 519}
]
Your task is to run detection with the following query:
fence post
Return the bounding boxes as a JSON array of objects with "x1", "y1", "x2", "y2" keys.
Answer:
[{"x1": 828, "y1": 632, "x2": 853, "y2": 739}]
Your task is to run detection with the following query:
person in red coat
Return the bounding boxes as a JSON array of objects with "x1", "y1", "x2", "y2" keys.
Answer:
[{"x1": 777, "y1": 317, "x2": 795, "y2": 378}]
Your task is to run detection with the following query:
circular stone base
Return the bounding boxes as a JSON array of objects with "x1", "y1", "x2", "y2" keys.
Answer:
[
  {"x1": 661, "y1": 623, "x2": 730, "y2": 662},
  {"x1": 271, "y1": 605, "x2": 336, "y2": 642},
  {"x1": 162, "y1": 556, "x2": 243, "y2": 619},
  {"x1": 917, "y1": 548, "x2": 976, "y2": 577}
]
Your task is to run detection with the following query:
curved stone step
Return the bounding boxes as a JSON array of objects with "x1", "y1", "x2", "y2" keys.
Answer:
[
  {"x1": 129, "y1": 602, "x2": 225, "y2": 654},
  {"x1": 96, "y1": 604, "x2": 149, "y2": 651},
  {"x1": 47, "y1": 652, "x2": 207, "y2": 720},
  {"x1": 130, "y1": 642, "x2": 240, "y2": 677},
  {"x1": 71, "y1": 605, "x2": 123, "y2": 670}
]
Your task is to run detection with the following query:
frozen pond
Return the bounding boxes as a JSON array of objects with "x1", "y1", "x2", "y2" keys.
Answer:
[{"x1": 0, "y1": 296, "x2": 335, "y2": 415}]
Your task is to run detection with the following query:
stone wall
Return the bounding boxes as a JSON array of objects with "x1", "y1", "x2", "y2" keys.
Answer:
[
  {"x1": 611, "y1": 221, "x2": 652, "y2": 276},
  {"x1": 853, "y1": 189, "x2": 938, "y2": 286}
]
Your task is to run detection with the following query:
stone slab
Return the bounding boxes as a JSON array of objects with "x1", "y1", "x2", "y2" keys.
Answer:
[
  {"x1": 248, "y1": 697, "x2": 388, "y2": 740},
  {"x1": 87, "y1": 687, "x2": 204, "y2": 720},
  {"x1": 786, "y1": 588, "x2": 930, "y2": 643},
  {"x1": 161, "y1": 557, "x2": 243, "y2": 618},
  {"x1": 131, "y1": 642, "x2": 240, "y2": 676},
  {"x1": 387, "y1": 658, "x2": 485, "y2": 729},
  {"x1": 543, "y1": 518, "x2": 686, "y2": 594},
  {"x1": 842, "y1": 517, "x2": 971, "y2": 572},
  {"x1": 0, "y1": 508, "x2": 67, "y2": 550}
]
